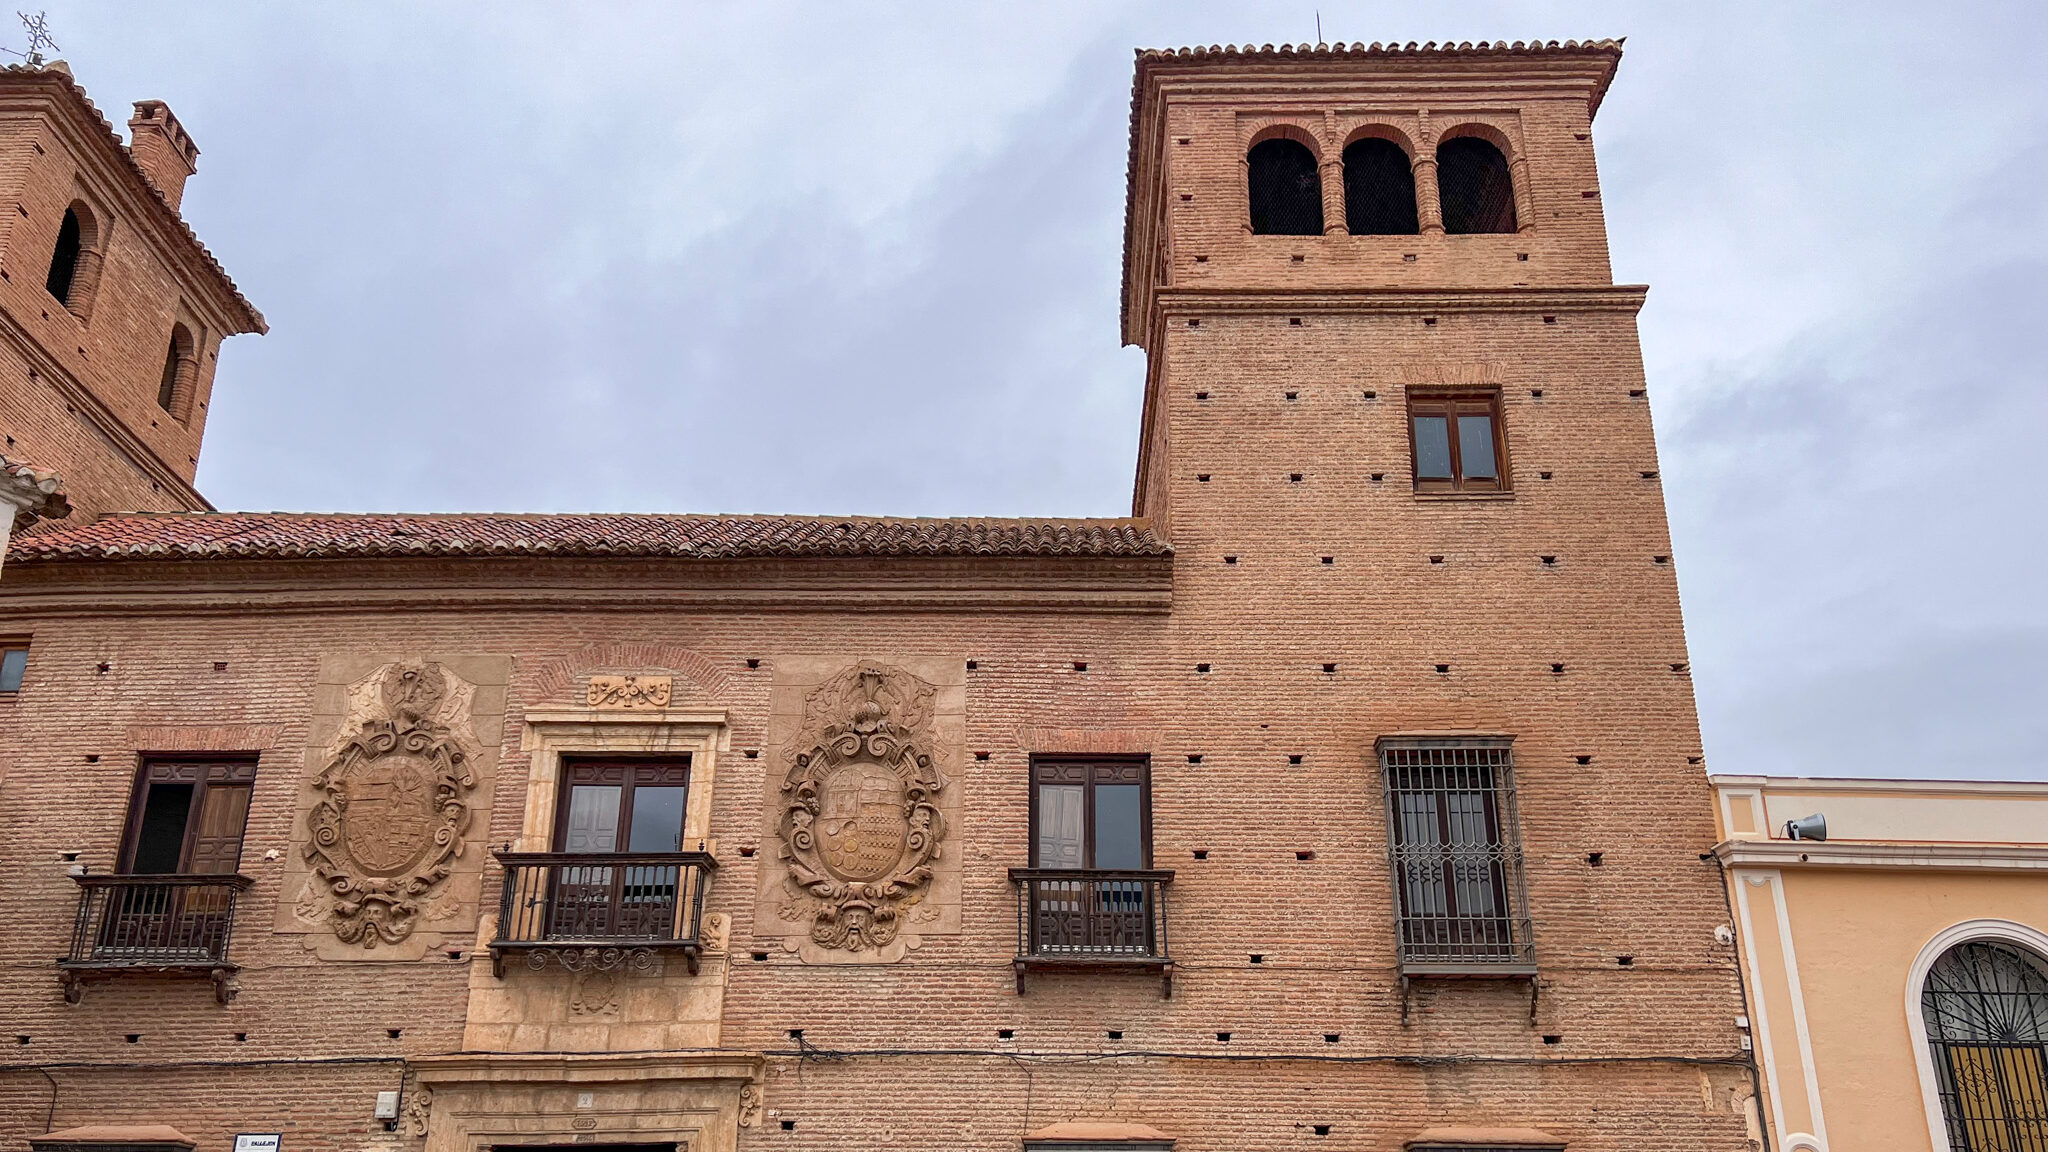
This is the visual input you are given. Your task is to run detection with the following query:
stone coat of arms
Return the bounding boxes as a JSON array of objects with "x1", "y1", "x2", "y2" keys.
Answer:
[
  {"x1": 779, "y1": 664, "x2": 945, "y2": 952},
  {"x1": 305, "y1": 663, "x2": 476, "y2": 946}
]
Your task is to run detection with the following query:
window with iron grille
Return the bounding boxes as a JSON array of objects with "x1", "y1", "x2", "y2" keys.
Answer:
[
  {"x1": 1378, "y1": 736, "x2": 1534, "y2": 972},
  {"x1": 1408, "y1": 389, "x2": 1509, "y2": 494},
  {"x1": 1343, "y1": 136, "x2": 1418, "y2": 235},
  {"x1": 1921, "y1": 939, "x2": 2048, "y2": 1150},
  {"x1": 1437, "y1": 135, "x2": 1518, "y2": 234},
  {"x1": 1247, "y1": 137, "x2": 1324, "y2": 236}
]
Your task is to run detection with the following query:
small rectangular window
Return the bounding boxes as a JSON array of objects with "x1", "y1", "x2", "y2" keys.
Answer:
[
  {"x1": 121, "y1": 758, "x2": 258, "y2": 875},
  {"x1": 0, "y1": 642, "x2": 27, "y2": 693},
  {"x1": 1408, "y1": 390, "x2": 1509, "y2": 494}
]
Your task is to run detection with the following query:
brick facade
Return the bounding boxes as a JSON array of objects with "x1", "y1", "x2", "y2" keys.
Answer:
[{"x1": 0, "y1": 42, "x2": 1760, "y2": 1152}]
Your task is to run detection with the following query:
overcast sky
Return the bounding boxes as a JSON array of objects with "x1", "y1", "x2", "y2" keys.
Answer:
[{"x1": 34, "y1": 2, "x2": 2047, "y2": 781}]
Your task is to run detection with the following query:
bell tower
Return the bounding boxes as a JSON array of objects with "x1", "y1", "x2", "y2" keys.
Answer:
[{"x1": 0, "y1": 63, "x2": 264, "y2": 527}]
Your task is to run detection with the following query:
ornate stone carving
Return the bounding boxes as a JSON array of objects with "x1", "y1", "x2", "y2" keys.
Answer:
[
  {"x1": 586, "y1": 674, "x2": 672, "y2": 710},
  {"x1": 304, "y1": 663, "x2": 477, "y2": 947},
  {"x1": 738, "y1": 1082, "x2": 763, "y2": 1128},
  {"x1": 404, "y1": 1085, "x2": 433, "y2": 1138},
  {"x1": 525, "y1": 946, "x2": 663, "y2": 975},
  {"x1": 777, "y1": 664, "x2": 946, "y2": 952}
]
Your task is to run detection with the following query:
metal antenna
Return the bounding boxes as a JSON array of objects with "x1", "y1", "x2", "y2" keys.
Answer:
[
  {"x1": 5, "y1": 10, "x2": 58, "y2": 67},
  {"x1": 1315, "y1": 10, "x2": 1323, "y2": 47}
]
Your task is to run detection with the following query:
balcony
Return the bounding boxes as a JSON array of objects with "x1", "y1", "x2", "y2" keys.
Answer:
[
  {"x1": 58, "y1": 873, "x2": 255, "y2": 1004},
  {"x1": 1009, "y1": 868, "x2": 1174, "y2": 997},
  {"x1": 490, "y1": 850, "x2": 717, "y2": 978}
]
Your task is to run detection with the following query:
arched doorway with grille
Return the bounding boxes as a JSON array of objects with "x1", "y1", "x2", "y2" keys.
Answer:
[{"x1": 1917, "y1": 931, "x2": 2048, "y2": 1150}]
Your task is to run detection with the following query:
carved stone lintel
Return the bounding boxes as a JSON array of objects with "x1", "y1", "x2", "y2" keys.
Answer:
[{"x1": 587, "y1": 674, "x2": 673, "y2": 710}]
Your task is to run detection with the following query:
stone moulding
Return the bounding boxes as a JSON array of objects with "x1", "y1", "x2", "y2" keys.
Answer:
[
  {"x1": 304, "y1": 662, "x2": 476, "y2": 947},
  {"x1": 778, "y1": 663, "x2": 947, "y2": 953}
]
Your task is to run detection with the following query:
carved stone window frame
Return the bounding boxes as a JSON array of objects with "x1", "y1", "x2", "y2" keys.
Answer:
[{"x1": 516, "y1": 709, "x2": 729, "y2": 853}]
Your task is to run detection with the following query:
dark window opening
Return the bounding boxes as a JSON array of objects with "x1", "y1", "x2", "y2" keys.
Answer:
[
  {"x1": 1408, "y1": 390, "x2": 1509, "y2": 494},
  {"x1": 1921, "y1": 939, "x2": 2048, "y2": 1151},
  {"x1": 1380, "y1": 738, "x2": 1532, "y2": 968},
  {"x1": 158, "y1": 325, "x2": 193, "y2": 414},
  {"x1": 555, "y1": 758, "x2": 692, "y2": 854},
  {"x1": 1343, "y1": 137, "x2": 1418, "y2": 235},
  {"x1": 0, "y1": 644, "x2": 26, "y2": 693},
  {"x1": 121, "y1": 759, "x2": 257, "y2": 875},
  {"x1": 46, "y1": 207, "x2": 81, "y2": 303},
  {"x1": 1247, "y1": 138, "x2": 1324, "y2": 236},
  {"x1": 1437, "y1": 136, "x2": 1518, "y2": 234}
]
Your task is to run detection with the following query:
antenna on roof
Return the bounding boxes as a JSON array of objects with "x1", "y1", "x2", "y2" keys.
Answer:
[
  {"x1": 1315, "y1": 10, "x2": 1323, "y2": 47},
  {"x1": 2, "y1": 10, "x2": 58, "y2": 67}
]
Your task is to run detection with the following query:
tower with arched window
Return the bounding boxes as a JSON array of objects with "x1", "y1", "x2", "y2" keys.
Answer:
[{"x1": 0, "y1": 65, "x2": 264, "y2": 527}]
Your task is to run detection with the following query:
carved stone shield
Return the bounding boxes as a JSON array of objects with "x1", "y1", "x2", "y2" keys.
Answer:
[
  {"x1": 336, "y1": 754, "x2": 438, "y2": 876},
  {"x1": 305, "y1": 663, "x2": 475, "y2": 947},
  {"x1": 779, "y1": 663, "x2": 945, "y2": 952},
  {"x1": 816, "y1": 760, "x2": 907, "y2": 882}
]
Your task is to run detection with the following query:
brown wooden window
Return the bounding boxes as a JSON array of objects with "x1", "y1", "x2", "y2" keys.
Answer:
[
  {"x1": 121, "y1": 758, "x2": 257, "y2": 875},
  {"x1": 555, "y1": 757, "x2": 691, "y2": 853},
  {"x1": 1031, "y1": 758, "x2": 1151, "y2": 870},
  {"x1": 0, "y1": 641, "x2": 27, "y2": 694},
  {"x1": 1408, "y1": 390, "x2": 1509, "y2": 494}
]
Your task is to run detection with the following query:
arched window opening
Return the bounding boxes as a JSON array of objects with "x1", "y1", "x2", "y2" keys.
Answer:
[
  {"x1": 157, "y1": 324, "x2": 195, "y2": 416},
  {"x1": 1343, "y1": 137, "x2": 1418, "y2": 235},
  {"x1": 1247, "y1": 138, "x2": 1323, "y2": 236},
  {"x1": 45, "y1": 207, "x2": 82, "y2": 303},
  {"x1": 1437, "y1": 136, "x2": 1517, "y2": 235},
  {"x1": 1921, "y1": 939, "x2": 2048, "y2": 1149}
]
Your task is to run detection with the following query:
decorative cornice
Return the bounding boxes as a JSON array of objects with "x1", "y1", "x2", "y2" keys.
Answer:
[
  {"x1": 1714, "y1": 838, "x2": 2048, "y2": 872},
  {"x1": 1153, "y1": 285, "x2": 1649, "y2": 317},
  {"x1": 409, "y1": 1049, "x2": 764, "y2": 1085}
]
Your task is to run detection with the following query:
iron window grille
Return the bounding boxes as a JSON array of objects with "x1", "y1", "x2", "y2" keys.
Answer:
[
  {"x1": 1378, "y1": 736, "x2": 1535, "y2": 975},
  {"x1": 1921, "y1": 939, "x2": 2048, "y2": 1150}
]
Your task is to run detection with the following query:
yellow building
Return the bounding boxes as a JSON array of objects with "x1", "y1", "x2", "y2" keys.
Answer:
[{"x1": 1713, "y1": 776, "x2": 2048, "y2": 1152}]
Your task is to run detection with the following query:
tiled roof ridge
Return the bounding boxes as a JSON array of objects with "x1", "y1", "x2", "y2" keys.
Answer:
[
  {"x1": 7, "y1": 510, "x2": 1173, "y2": 562},
  {"x1": 1136, "y1": 37, "x2": 1624, "y2": 59},
  {"x1": 2, "y1": 64, "x2": 266, "y2": 334}
]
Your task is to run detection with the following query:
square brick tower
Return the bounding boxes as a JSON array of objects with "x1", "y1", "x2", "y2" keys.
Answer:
[{"x1": 0, "y1": 63, "x2": 264, "y2": 526}]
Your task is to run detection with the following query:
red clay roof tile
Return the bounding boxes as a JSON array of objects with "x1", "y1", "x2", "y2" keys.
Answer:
[{"x1": 6, "y1": 511, "x2": 1171, "y2": 562}]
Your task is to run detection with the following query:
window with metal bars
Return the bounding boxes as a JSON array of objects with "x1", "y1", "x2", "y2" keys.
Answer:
[
  {"x1": 1343, "y1": 136, "x2": 1418, "y2": 235},
  {"x1": 1247, "y1": 137, "x2": 1324, "y2": 236},
  {"x1": 1922, "y1": 939, "x2": 2048, "y2": 1150},
  {"x1": 1437, "y1": 135, "x2": 1518, "y2": 234},
  {"x1": 1378, "y1": 737, "x2": 1534, "y2": 972}
]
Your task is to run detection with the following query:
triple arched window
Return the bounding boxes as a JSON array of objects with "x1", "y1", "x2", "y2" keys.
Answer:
[
  {"x1": 1246, "y1": 130, "x2": 1520, "y2": 237},
  {"x1": 1921, "y1": 938, "x2": 2048, "y2": 1149}
]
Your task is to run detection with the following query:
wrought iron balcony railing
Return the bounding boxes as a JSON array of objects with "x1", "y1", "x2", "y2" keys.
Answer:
[
  {"x1": 59, "y1": 872, "x2": 255, "y2": 1004},
  {"x1": 490, "y1": 850, "x2": 717, "y2": 977},
  {"x1": 1009, "y1": 867, "x2": 1174, "y2": 997}
]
